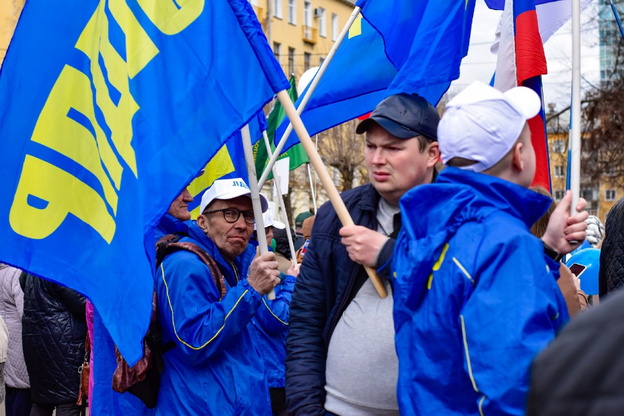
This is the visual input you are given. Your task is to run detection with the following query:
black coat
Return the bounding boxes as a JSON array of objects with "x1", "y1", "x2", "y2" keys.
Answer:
[
  {"x1": 527, "y1": 289, "x2": 624, "y2": 416},
  {"x1": 599, "y1": 196, "x2": 624, "y2": 296},
  {"x1": 22, "y1": 275, "x2": 87, "y2": 404}
]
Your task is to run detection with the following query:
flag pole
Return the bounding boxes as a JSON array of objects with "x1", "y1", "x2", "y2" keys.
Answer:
[
  {"x1": 569, "y1": 0, "x2": 581, "y2": 214},
  {"x1": 276, "y1": 90, "x2": 387, "y2": 298},
  {"x1": 242, "y1": 124, "x2": 275, "y2": 300},
  {"x1": 258, "y1": 6, "x2": 362, "y2": 189},
  {"x1": 262, "y1": 131, "x2": 298, "y2": 262},
  {"x1": 307, "y1": 162, "x2": 318, "y2": 213}
]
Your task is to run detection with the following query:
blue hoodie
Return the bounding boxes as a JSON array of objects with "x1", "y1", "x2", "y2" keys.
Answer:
[{"x1": 393, "y1": 167, "x2": 569, "y2": 416}]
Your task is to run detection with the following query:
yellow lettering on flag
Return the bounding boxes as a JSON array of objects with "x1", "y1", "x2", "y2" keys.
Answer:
[
  {"x1": 187, "y1": 144, "x2": 235, "y2": 219},
  {"x1": 75, "y1": 3, "x2": 139, "y2": 179},
  {"x1": 348, "y1": 15, "x2": 362, "y2": 39},
  {"x1": 137, "y1": 0, "x2": 204, "y2": 35},
  {"x1": 30, "y1": 65, "x2": 119, "y2": 214},
  {"x1": 10, "y1": 156, "x2": 116, "y2": 243}
]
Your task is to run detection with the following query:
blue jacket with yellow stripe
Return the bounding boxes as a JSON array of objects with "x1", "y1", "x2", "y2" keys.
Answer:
[
  {"x1": 393, "y1": 167, "x2": 569, "y2": 416},
  {"x1": 154, "y1": 222, "x2": 271, "y2": 416}
]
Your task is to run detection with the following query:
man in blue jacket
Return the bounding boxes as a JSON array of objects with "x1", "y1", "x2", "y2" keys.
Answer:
[
  {"x1": 155, "y1": 178, "x2": 281, "y2": 416},
  {"x1": 393, "y1": 81, "x2": 588, "y2": 415},
  {"x1": 286, "y1": 93, "x2": 441, "y2": 415}
]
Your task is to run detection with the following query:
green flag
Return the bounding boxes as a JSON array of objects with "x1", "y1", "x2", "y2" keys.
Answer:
[{"x1": 254, "y1": 75, "x2": 309, "y2": 180}]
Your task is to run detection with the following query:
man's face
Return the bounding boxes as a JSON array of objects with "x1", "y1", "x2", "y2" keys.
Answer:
[
  {"x1": 365, "y1": 123, "x2": 440, "y2": 205},
  {"x1": 168, "y1": 188, "x2": 193, "y2": 221},
  {"x1": 265, "y1": 226, "x2": 274, "y2": 248},
  {"x1": 197, "y1": 196, "x2": 254, "y2": 262}
]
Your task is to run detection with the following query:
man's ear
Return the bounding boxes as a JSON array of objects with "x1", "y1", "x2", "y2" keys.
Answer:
[
  {"x1": 511, "y1": 142, "x2": 524, "y2": 172},
  {"x1": 196, "y1": 214, "x2": 209, "y2": 232},
  {"x1": 427, "y1": 142, "x2": 440, "y2": 168}
]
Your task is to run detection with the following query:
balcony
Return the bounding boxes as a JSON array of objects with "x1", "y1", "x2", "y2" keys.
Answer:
[{"x1": 303, "y1": 25, "x2": 318, "y2": 44}]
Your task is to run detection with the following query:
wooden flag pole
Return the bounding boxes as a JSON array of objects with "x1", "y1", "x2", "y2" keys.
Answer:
[
  {"x1": 242, "y1": 125, "x2": 275, "y2": 300},
  {"x1": 258, "y1": 6, "x2": 362, "y2": 189},
  {"x1": 276, "y1": 90, "x2": 387, "y2": 299}
]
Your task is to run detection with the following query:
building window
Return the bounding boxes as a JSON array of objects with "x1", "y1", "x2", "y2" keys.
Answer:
[
  {"x1": 319, "y1": 56, "x2": 325, "y2": 66},
  {"x1": 554, "y1": 190, "x2": 565, "y2": 201},
  {"x1": 605, "y1": 166, "x2": 616, "y2": 176},
  {"x1": 304, "y1": 52, "x2": 311, "y2": 71},
  {"x1": 249, "y1": 0, "x2": 258, "y2": 6},
  {"x1": 552, "y1": 139, "x2": 566, "y2": 153},
  {"x1": 606, "y1": 189, "x2": 617, "y2": 201},
  {"x1": 287, "y1": 0, "x2": 296, "y2": 24},
  {"x1": 332, "y1": 13, "x2": 339, "y2": 41},
  {"x1": 317, "y1": 7, "x2": 326, "y2": 37},
  {"x1": 304, "y1": 1, "x2": 312, "y2": 27},
  {"x1": 554, "y1": 165, "x2": 565, "y2": 178},
  {"x1": 581, "y1": 187, "x2": 595, "y2": 201},
  {"x1": 273, "y1": 0, "x2": 282, "y2": 18},
  {"x1": 288, "y1": 47, "x2": 295, "y2": 76},
  {"x1": 273, "y1": 42, "x2": 281, "y2": 63}
]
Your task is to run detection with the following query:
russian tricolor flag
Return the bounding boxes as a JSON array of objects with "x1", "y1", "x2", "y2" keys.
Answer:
[
  {"x1": 493, "y1": 0, "x2": 550, "y2": 190},
  {"x1": 491, "y1": 0, "x2": 591, "y2": 191}
]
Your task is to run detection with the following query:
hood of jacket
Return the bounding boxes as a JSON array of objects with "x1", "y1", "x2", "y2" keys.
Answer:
[{"x1": 396, "y1": 167, "x2": 552, "y2": 305}]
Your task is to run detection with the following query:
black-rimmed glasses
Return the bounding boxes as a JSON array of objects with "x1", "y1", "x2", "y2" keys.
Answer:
[{"x1": 204, "y1": 208, "x2": 255, "y2": 224}]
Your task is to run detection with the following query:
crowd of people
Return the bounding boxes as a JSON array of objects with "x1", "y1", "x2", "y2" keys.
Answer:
[{"x1": 2, "y1": 80, "x2": 624, "y2": 415}]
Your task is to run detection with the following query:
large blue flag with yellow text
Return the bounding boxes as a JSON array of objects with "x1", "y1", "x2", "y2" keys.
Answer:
[
  {"x1": 275, "y1": 0, "x2": 475, "y2": 151},
  {"x1": 0, "y1": 0, "x2": 288, "y2": 364}
]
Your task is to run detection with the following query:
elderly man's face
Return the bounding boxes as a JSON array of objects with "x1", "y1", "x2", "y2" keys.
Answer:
[
  {"x1": 197, "y1": 196, "x2": 254, "y2": 261},
  {"x1": 168, "y1": 188, "x2": 193, "y2": 221}
]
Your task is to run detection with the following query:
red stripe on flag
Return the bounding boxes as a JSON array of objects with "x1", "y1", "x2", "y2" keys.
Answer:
[
  {"x1": 528, "y1": 114, "x2": 550, "y2": 191},
  {"x1": 515, "y1": 10, "x2": 547, "y2": 83}
]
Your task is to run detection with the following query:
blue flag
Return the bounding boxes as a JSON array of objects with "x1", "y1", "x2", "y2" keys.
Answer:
[
  {"x1": 0, "y1": 0, "x2": 288, "y2": 363},
  {"x1": 275, "y1": 0, "x2": 475, "y2": 151}
]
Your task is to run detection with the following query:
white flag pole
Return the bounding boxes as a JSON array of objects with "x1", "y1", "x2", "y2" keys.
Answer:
[
  {"x1": 570, "y1": 0, "x2": 581, "y2": 214},
  {"x1": 262, "y1": 131, "x2": 298, "y2": 262},
  {"x1": 276, "y1": 90, "x2": 387, "y2": 298},
  {"x1": 258, "y1": 6, "x2": 362, "y2": 189},
  {"x1": 242, "y1": 125, "x2": 275, "y2": 300}
]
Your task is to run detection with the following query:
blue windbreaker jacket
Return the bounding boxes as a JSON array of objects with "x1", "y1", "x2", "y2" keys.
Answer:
[
  {"x1": 393, "y1": 168, "x2": 569, "y2": 416},
  {"x1": 154, "y1": 222, "x2": 272, "y2": 415},
  {"x1": 249, "y1": 273, "x2": 296, "y2": 388}
]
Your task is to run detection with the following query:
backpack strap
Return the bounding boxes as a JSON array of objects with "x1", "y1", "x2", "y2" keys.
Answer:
[
  {"x1": 155, "y1": 233, "x2": 184, "y2": 268},
  {"x1": 161, "y1": 241, "x2": 227, "y2": 300}
]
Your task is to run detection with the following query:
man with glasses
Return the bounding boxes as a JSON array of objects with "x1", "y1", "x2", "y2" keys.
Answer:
[{"x1": 154, "y1": 178, "x2": 281, "y2": 415}]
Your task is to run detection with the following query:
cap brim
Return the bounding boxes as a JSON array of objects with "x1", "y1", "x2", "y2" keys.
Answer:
[
  {"x1": 272, "y1": 220, "x2": 286, "y2": 230},
  {"x1": 356, "y1": 117, "x2": 418, "y2": 139}
]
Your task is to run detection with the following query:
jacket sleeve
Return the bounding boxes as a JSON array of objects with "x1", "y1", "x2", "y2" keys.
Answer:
[
  {"x1": 253, "y1": 274, "x2": 296, "y2": 336},
  {"x1": 286, "y1": 232, "x2": 332, "y2": 416},
  {"x1": 460, "y1": 234, "x2": 569, "y2": 415},
  {"x1": 157, "y1": 251, "x2": 262, "y2": 365},
  {"x1": 376, "y1": 237, "x2": 396, "y2": 281},
  {"x1": 54, "y1": 284, "x2": 86, "y2": 321}
]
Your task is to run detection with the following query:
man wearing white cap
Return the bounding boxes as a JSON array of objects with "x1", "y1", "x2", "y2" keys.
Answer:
[
  {"x1": 392, "y1": 81, "x2": 588, "y2": 415},
  {"x1": 154, "y1": 178, "x2": 281, "y2": 416}
]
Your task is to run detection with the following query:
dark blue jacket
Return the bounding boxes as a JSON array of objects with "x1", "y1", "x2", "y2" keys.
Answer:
[{"x1": 285, "y1": 183, "x2": 395, "y2": 416}]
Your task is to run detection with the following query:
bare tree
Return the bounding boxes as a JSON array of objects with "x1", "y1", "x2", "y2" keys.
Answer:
[{"x1": 316, "y1": 119, "x2": 368, "y2": 192}]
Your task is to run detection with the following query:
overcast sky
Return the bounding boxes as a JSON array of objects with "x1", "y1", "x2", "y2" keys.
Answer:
[{"x1": 452, "y1": 0, "x2": 600, "y2": 113}]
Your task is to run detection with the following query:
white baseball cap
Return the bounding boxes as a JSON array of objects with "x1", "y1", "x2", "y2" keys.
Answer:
[
  {"x1": 199, "y1": 178, "x2": 268, "y2": 214},
  {"x1": 264, "y1": 211, "x2": 286, "y2": 229},
  {"x1": 438, "y1": 81, "x2": 541, "y2": 172}
]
